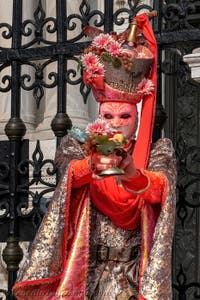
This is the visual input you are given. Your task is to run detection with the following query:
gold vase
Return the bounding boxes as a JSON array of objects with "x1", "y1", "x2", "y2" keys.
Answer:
[
  {"x1": 99, "y1": 148, "x2": 127, "y2": 176},
  {"x1": 99, "y1": 167, "x2": 125, "y2": 176}
]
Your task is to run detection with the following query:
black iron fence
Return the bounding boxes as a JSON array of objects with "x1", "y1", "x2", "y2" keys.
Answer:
[{"x1": 0, "y1": 0, "x2": 200, "y2": 299}]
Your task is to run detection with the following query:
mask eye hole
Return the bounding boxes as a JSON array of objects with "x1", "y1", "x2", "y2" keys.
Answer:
[
  {"x1": 103, "y1": 114, "x2": 113, "y2": 119},
  {"x1": 121, "y1": 114, "x2": 131, "y2": 119}
]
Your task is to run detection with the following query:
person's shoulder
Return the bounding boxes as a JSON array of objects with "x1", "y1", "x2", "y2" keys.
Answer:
[
  {"x1": 148, "y1": 138, "x2": 177, "y2": 178},
  {"x1": 59, "y1": 126, "x2": 88, "y2": 149},
  {"x1": 55, "y1": 128, "x2": 87, "y2": 171},
  {"x1": 59, "y1": 134, "x2": 81, "y2": 149},
  {"x1": 151, "y1": 138, "x2": 175, "y2": 154}
]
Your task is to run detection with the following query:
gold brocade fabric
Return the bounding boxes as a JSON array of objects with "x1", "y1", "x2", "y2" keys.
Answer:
[
  {"x1": 140, "y1": 138, "x2": 176, "y2": 300},
  {"x1": 16, "y1": 171, "x2": 68, "y2": 283},
  {"x1": 87, "y1": 207, "x2": 141, "y2": 299},
  {"x1": 14, "y1": 136, "x2": 176, "y2": 300}
]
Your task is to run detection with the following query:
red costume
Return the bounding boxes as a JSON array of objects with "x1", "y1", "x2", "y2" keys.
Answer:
[
  {"x1": 13, "y1": 136, "x2": 176, "y2": 300},
  {"x1": 13, "y1": 13, "x2": 176, "y2": 300}
]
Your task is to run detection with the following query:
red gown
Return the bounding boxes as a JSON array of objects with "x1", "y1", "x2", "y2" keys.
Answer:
[{"x1": 13, "y1": 135, "x2": 176, "y2": 300}]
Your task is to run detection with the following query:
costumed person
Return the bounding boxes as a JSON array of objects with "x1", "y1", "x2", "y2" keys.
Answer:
[{"x1": 13, "y1": 12, "x2": 176, "y2": 300}]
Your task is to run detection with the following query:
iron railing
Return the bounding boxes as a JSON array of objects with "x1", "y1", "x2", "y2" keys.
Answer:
[{"x1": 0, "y1": 0, "x2": 200, "y2": 299}]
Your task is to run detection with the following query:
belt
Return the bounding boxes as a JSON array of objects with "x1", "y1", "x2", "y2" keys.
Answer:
[{"x1": 91, "y1": 244, "x2": 139, "y2": 262}]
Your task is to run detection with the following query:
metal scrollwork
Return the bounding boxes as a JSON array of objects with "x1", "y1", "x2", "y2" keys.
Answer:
[
  {"x1": 0, "y1": 290, "x2": 7, "y2": 300},
  {"x1": 20, "y1": 59, "x2": 58, "y2": 108},
  {"x1": 66, "y1": 56, "x2": 91, "y2": 103},
  {"x1": 129, "y1": 2, "x2": 152, "y2": 17},
  {"x1": 113, "y1": 7, "x2": 130, "y2": 26},
  {"x1": 0, "y1": 63, "x2": 12, "y2": 93},
  {"x1": 21, "y1": 0, "x2": 57, "y2": 48},
  {"x1": 0, "y1": 22, "x2": 12, "y2": 44},
  {"x1": 173, "y1": 265, "x2": 200, "y2": 298},
  {"x1": 65, "y1": 0, "x2": 104, "y2": 43},
  {"x1": 0, "y1": 200, "x2": 9, "y2": 219},
  {"x1": 177, "y1": 179, "x2": 200, "y2": 226},
  {"x1": 185, "y1": 147, "x2": 200, "y2": 177},
  {"x1": 0, "y1": 162, "x2": 9, "y2": 181},
  {"x1": 114, "y1": 1, "x2": 151, "y2": 26},
  {"x1": 0, "y1": 160, "x2": 9, "y2": 220},
  {"x1": 176, "y1": 137, "x2": 200, "y2": 226},
  {"x1": 18, "y1": 140, "x2": 57, "y2": 188},
  {"x1": 80, "y1": 80, "x2": 91, "y2": 104},
  {"x1": 163, "y1": 0, "x2": 197, "y2": 30},
  {"x1": 17, "y1": 189, "x2": 52, "y2": 228},
  {"x1": 66, "y1": 57, "x2": 82, "y2": 85},
  {"x1": 17, "y1": 140, "x2": 56, "y2": 227}
]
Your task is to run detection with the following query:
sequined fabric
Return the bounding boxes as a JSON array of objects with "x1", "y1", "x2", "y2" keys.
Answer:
[
  {"x1": 87, "y1": 207, "x2": 141, "y2": 299},
  {"x1": 16, "y1": 171, "x2": 68, "y2": 283},
  {"x1": 54, "y1": 135, "x2": 85, "y2": 175},
  {"x1": 13, "y1": 136, "x2": 176, "y2": 300},
  {"x1": 140, "y1": 138, "x2": 176, "y2": 300},
  {"x1": 13, "y1": 171, "x2": 68, "y2": 299},
  {"x1": 55, "y1": 136, "x2": 176, "y2": 300}
]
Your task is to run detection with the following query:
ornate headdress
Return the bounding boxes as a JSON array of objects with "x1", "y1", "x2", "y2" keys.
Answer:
[{"x1": 82, "y1": 12, "x2": 157, "y2": 169}]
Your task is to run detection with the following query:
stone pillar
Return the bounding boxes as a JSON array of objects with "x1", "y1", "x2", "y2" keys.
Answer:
[{"x1": 183, "y1": 48, "x2": 200, "y2": 83}]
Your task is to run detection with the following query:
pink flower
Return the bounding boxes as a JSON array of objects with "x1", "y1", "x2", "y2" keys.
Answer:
[
  {"x1": 92, "y1": 33, "x2": 111, "y2": 49},
  {"x1": 82, "y1": 53, "x2": 105, "y2": 78},
  {"x1": 92, "y1": 33, "x2": 123, "y2": 57},
  {"x1": 136, "y1": 78, "x2": 154, "y2": 95},
  {"x1": 106, "y1": 40, "x2": 122, "y2": 56},
  {"x1": 94, "y1": 64, "x2": 105, "y2": 76},
  {"x1": 87, "y1": 63, "x2": 104, "y2": 77},
  {"x1": 82, "y1": 53, "x2": 99, "y2": 68},
  {"x1": 86, "y1": 119, "x2": 111, "y2": 135}
]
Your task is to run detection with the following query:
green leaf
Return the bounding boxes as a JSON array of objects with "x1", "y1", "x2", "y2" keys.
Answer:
[
  {"x1": 112, "y1": 57, "x2": 122, "y2": 68},
  {"x1": 101, "y1": 52, "x2": 112, "y2": 62},
  {"x1": 96, "y1": 135, "x2": 109, "y2": 143},
  {"x1": 96, "y1": 140, "x2": 121, "y2": 155}
]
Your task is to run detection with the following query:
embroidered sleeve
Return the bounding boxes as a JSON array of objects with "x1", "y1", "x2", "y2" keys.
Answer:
[
  {"x1": 121, "y1": 169, "x2": 150, "y2": 194},
  {"x1": 121, "y1": 170, "x2": 167, "y2": 205},
  {"x1": 140, "y1": 170, "x2": 167, "y2": 205},
  {"x1": 71, "y1": 157, "x2": 92, "y2": 188},
  {"x1": 120, "y1": 138, "x2": 176, "y2": 204},
  {"x1": 148, "y1": 138, "x2": 177, "y2": 192}
]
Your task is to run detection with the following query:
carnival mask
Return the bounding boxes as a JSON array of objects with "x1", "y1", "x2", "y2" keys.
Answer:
[{"x1": 100, "y1": 102, "x2": 138, "y2": 139}]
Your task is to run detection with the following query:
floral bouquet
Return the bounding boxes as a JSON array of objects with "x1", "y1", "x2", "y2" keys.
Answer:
[{"x1": 84, "y1": 119, "x2": 128, "y2": 175}]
